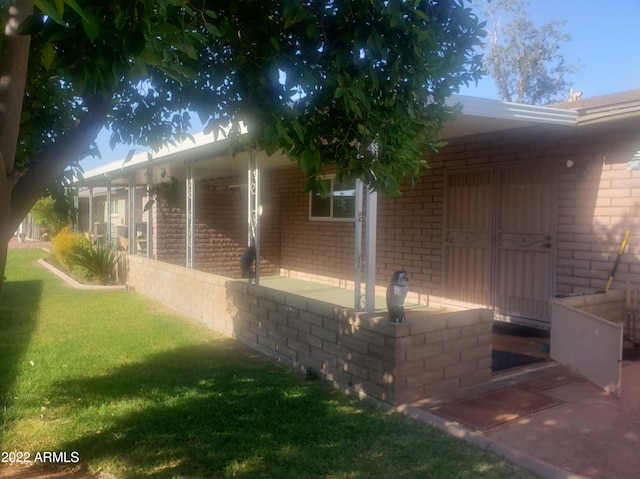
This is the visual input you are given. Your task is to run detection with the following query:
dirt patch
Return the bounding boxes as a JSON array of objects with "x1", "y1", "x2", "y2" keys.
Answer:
[
  {"x1": 7, "y1": 237, "x2": 49, "y2": 250},
  {"x1": 0, "y1": 465, "x2": 103, "y2": 479}
]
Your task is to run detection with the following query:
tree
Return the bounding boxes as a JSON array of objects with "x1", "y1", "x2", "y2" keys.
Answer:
[
  {"x1": 0, "y1": 0, "x2": 486, "y2": 289},
  {"x1": 471, "y1": 0, "x2": 578, "y2": 105},
  {"x1": 29, "y1": 195, "x2": 70, "y2": 237}
]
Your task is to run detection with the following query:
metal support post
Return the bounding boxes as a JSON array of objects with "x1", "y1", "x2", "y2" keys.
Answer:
[
  {"x1": 354, "y1": 179, "x2": 364, "y2": 311},
  {"x1": 248, "y1": 148, "x2": 260, "y2": 284},
  {"x1": 146, "y1": 166, "x2": 153, "y2": 259},
  {"x1": 106, "y1": 177, "x2": 112, "y2": 245},
  {"x1": 186, "y1": 163, "x2": 195, "y2": 269},
  {"x1": 365, "y1": 187, "x2": 378, "y2": 314},
  {"x1": 128, "y1": 177, "x2": 136, "y2": 255},
  {"x1": 88, "y1": 187, "x2": 93, "y2": 237}
]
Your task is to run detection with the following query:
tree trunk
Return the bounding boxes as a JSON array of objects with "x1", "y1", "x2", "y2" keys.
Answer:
[
  {"x1": 0, "y1": 99, "x2": 109, "y2": 281},
  {"x1": 0, "y1": 2, "x2": 110, "y2": 291},
  {"x1": 0, "y1": 0, "x2": 32, "y2": 290}
]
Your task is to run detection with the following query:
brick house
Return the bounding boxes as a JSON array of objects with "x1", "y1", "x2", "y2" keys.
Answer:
[
  {"x1": 76, "y1": 90, "x2": 640, "y2": 403},
  {"x1": 81, "y1": 90, "x2": 640, "y2": 326}
]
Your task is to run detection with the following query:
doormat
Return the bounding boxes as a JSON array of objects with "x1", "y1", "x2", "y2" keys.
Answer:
[{"x1": 492, "y1": 350, "x2": 545, "y2": 372}]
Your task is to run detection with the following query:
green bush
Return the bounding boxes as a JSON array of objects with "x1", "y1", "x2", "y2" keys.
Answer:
[
  {"x1": 51, "y1": 227, "x2": 91, "y2": 271},
  {"x1": 73, "y1": 243, "x2": 118, "y2": 284},
  {"x1": 30, "y1": 196, "x2": 69, "y2": 237}
]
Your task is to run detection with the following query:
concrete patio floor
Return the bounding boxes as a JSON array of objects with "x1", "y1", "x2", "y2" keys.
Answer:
[
  {"x1": 259, "y1": 275, "x2": 442, "y2": 313},
  {"x1": 404, "y1": 360, "x2": 640, "y2": 479}
]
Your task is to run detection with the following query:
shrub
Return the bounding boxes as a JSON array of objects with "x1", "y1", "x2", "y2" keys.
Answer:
[
  {"x1": 73, "y1": 243, "x2": 118, "y2": 284},
  {"x1": 51, "y1": 228, "x2": 91, "y2": 271},
  {"x1": 30, "y1": 196, "x2": 69, "y2": 237}
]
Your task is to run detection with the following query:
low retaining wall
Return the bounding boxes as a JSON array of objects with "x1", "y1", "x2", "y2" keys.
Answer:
[
  {"x1": 557, "y1": 290, "x2": 625, "y2": 323},
  {"x1": 128, "y1": 256, "x2": 492, "y2": 405}
]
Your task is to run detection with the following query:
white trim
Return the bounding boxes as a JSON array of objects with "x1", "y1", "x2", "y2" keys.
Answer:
[{"x1": 446, "y1": 95, "x2": 578, "y2": 126}]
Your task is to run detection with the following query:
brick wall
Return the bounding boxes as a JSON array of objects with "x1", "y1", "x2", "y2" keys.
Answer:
[
  {"x1": 128, "y1": 255, "x2": 492, "y2": 405},
  {"x1": 278, "y1": 167, "x2": 357, "y2": 285},
  {"x1": 273, "y1": 118, "x2": 640, "y2": 304},
  {"x1": 153, "y1": 173, "x2": 281, "y2": 278},
  {"x1": 554, "y1": 119, "x2": 640, "y2": 294}
]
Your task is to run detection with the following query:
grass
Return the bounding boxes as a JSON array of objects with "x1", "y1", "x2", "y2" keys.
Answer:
[{"x1": 0, "y1": 250, "x2": 539, "y2": 479}]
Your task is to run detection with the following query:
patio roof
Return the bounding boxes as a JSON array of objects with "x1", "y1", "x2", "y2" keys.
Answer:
[
  {"x1": 550, "y1": 89, "x2": 640, "y2": 126},
  {"x1": 77, "y1": 94, "x2": 580, "y2": 188},
  {"x1": 442, "y1": 95, "x2": 578, "y2": 139}
]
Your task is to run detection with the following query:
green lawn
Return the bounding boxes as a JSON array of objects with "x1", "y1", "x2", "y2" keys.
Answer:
[{"x1": 0, "y1": 249, "x2": 538, "y2": 479}]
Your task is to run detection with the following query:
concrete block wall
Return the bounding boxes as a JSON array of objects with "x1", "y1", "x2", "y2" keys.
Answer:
[
  {"x1": 128, "y1": 255, "x2": 492, "y2": 405},
  {"x1": 558, "y1": 290, "x2": 626, "y2": 323},
  {"x1": 128, "y1": 254, "x2": 235, "y2": 336},
  {"x1": 555, "y1": 290, "x2": 640, "y2": 341}
]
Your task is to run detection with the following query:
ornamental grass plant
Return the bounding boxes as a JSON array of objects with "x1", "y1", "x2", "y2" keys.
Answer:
[
  {"x1": 72, "y1": 243, "x2": 118, "y2": 284},
  {"x1": 0, "y1": 250, "x2": 537, "y2": 479}
]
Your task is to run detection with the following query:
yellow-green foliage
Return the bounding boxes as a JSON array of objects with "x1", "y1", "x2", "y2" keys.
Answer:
[{"x1": 51, "y1": 227, "x2": 91, "y2": 271}]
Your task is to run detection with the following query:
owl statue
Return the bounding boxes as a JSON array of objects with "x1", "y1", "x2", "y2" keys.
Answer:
[{"x1": 386, "y1": 270, "x2": 409, "y2": 323}]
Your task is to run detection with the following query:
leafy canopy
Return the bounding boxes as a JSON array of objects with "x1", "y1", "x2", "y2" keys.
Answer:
[{"x1": 18, "y1": 0, "x2": 485, "y2": 195}]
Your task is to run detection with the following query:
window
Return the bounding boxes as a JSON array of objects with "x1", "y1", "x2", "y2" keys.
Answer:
[{"x1": 309, "y1": 176, "x2": 356, "y2": 221}]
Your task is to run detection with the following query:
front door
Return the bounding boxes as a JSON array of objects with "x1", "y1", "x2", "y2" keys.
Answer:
[{"x1": 444, "y1": 164, "x2": 556, "y2": 325}]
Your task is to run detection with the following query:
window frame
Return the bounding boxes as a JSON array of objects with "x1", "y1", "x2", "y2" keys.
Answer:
[{"x1": 308, "y1": 175, "x2": 356, "y2": 222}]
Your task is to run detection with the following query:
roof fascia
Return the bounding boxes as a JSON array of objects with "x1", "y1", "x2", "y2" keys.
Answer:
[
  {"x1": 447, "y1": 95, "x2": 578, "y2": 126},
  {"x1": 79, "y1": 132, "x2": 234, "y2": 186}
]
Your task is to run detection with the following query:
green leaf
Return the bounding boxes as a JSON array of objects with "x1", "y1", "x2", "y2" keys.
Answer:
[
  {"x1": 63, "y1": 0, "x2": 87, "y2": 18},
  {"x1": 41, "y1": 42, "x2": 56, "y2": 70},
  {"x1": 205, "y1": 24, "x2": 221, "y2": 37},
  {"x1": 81, "y1": 11, "x2": 101, "y2": 42},
  {"x1": 292, "y1": 121, "x2": 305, "y2": 142},
  {"x1": 123, "y1": 149, "x2": 137, "y2": 165},
  {"x1": 33, "y1": 0, "x2": 65, "y2": 25},
  {"x1": 300, "y1": 150, "x2": 315, "y2": 173}
]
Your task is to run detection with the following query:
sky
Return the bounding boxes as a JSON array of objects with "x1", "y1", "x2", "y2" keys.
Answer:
[{"x1": 81, "y1": 0, "x2": 640, "y2": 171}]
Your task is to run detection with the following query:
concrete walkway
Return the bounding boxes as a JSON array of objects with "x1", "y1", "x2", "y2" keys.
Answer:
[{"x1": 403, "y1": 361, "x2": 640, "y2": 479}]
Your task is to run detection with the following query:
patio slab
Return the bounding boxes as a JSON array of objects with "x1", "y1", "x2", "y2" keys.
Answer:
[
  {"x1": 259, "y1": 275, "x2": 441, "y2": 312},
  {"x1": 406, "y1": 361, "x2": 640, "y2": 479}
]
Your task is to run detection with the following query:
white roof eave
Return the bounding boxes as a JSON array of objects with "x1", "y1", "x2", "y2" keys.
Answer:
[
  {"x1": 79, "y1": 131, "x2": 233, "y2": 185},
  {"x1": 78, "y1": 96, "x2": 580, "y2": 186},
  {"x1": 446, "y1": 95, "x2": 578, "y2": 126}
]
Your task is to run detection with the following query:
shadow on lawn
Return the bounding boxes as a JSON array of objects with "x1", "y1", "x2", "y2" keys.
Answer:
[
  {"x1": 53, "y1": 342, "x2": 436, "y2": 479},
  {"x1": 0, "y1": 280, "x2": 43, "y2": 440}
]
